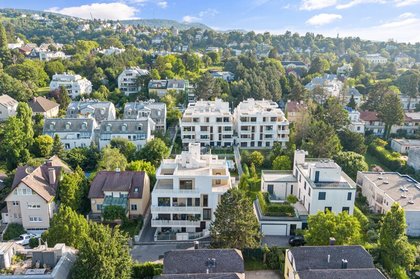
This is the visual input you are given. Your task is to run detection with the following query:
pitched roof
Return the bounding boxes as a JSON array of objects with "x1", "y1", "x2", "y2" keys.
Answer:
[
  {"x1": 43, "y1": 118, "x2": 97, "y2": 133},
  {"x1": 100, "y1": 118, "x2": 153, "y2": 134},
  {"x1": 285, "y1": 101, "x2": 307, "y2": 113},
  {"x1": 0, "y1": 95, "x2": 18, "y2": 108},
  {"x1": 11, "y1": 156, "x2": 71, "y2": 202},
  {"x1": 29, "y1": 97, "x2": 59, "y2": 113},
  {"x1": 360, "y1": 111, "x2": 379, "y2": 121},
  {"x1": 162, "y1": 249, "x2": 244, "y2": 276},
  {"x1": 88, "y1": 171, "x2": 147, "y2": 199},
  {"x1": 298, "y1": 268, "x2": 386, "y2": 279},
  {"x1": 157, "y1": 274, "x2": 243, "y2": 279}
]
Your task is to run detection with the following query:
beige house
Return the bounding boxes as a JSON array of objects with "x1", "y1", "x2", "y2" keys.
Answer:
[
  {"x1": 2, "y1": 156, "x2": 71, "y2": 233},
  {"x1": 88, "y1": 170, "x2": 150, "y2": 218},
  {"x1": 29, "y1": 96, "x2": 59, "y2": 118}
]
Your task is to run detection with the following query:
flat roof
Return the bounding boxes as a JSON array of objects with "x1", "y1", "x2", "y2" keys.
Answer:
[
  {"x1": 361, "y1": 172, "x2": 420, "y2": 211},
  {"x1": 297, "y1": 162, "x2": 355, "y2": 189},
  {"x1": 392, "y1": 138, "x2": 420, "y2": 146},
  {"x1": 261, "y1": 170, "x2": 297, "y2": 183}
]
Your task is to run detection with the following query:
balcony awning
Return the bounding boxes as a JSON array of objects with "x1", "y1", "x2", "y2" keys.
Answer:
[{"x1": 102, "y1": 196, "x2": 128, "y2": 210}]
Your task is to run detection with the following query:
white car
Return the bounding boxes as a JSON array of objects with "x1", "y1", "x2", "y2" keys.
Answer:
[{"x1": 15, "y1": 233, "x2": 38, "y2": 245}]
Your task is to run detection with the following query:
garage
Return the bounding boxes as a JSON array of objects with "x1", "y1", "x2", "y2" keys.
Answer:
[{"x1": 261, "y1": 224, "x2": 287, "y2": 236}]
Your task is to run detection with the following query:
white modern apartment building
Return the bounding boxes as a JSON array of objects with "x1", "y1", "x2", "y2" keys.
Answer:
[
  {"x1": 365, "y1": 54, "x2": 388, "y2": 65},
  {"x1": 357, "y1": 172, "x2": 420, "y2": 236},
  {"x1": 118, "y1": 67, "x2": 149, "y2": 96},
  {"x1": 151, "y1": 143, "x2": 233, "y2": 241},
  {"x1": 233, "y1": 99, "x2": 289, "y2": 148},
  {"x1": 180, "y1": 99, "x2": 234, "y2": 147},
  {"x1": 49, "y1": 73, "x2": 92, "y2": 99},
  {"x1": 347, "y1": 109, "x2": 365, "y2": 134},
  {"x1": 255, "y1": 150, "x2": 357, "y2": 236}
]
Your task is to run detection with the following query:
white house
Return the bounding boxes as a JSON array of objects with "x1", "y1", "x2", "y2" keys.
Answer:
[
  {"x1": 43, "y1": 118, "x2": 98, "y2": 150},
  {"x1": 255, "y1": 150, "x2": 357, "y2": 236},
  {"x1": 180, "y1": 99, "x2": 234, "y2": 147},
  {"x1": 391, "y1": 112, "x2": 420, "y2": 135},
  {"x1": 400, "y1": 95, "x2": 420, "y2": 111},
  {"x1": 365, "y1": 54, "x2": 388, "y2": 65},
  {"x1": 100, "y1": 46, "x2": 125, "y2": 56},
  {"x1": 50, "y1": 73, "x2": 92, "y2": 99},
  {"x1": 209, "y1": 71, "x2": 235, "y2": 82},
  {"x1": 151, "y1": 143, "x2": 233, "y2": 241},
  {"x1": 98, "y1": 118, "x2": 154, "y2": 150},
  {"x1": 357, "y1": 172, "x2": 420, "y2": 236},
  {"x1": 391, "y1": 139, "x2": 420, "y2": 154},
  {"x1": 233, "y1": 99, "x2": 289, "y2": 148},
  {"x1": 39, "y1": 50, "x2": 67, "y2": 61},
  {"x1": 337, "y1": 64, "x2": 353, "y2": 77},
  {"x1": 0, "y1": 95, "x2": 18, "y2": 122},
  {"x1": 66, "y1": 99, "x2": 116, "y2": 124},
  {"x1": 124, "y1": 100, "x2": 167, "y2": 132},
  {"x1": 408, "y1": 149, "x2": 420, "y2": 171},
  {"x1": 305, "y1": 74, "x2": 343, "y2": 102},
  {"x1": 118, "y1": 67, "x2": 149, "y2": 96},
  {"x1": 346, "y1": 87, "x2": 362, "y2": 106},
  {"x1": 347, "y1": 109, "x2": 365, "y2": 134},
  {"x1": 360, "y1": 111, "x2": 385, "y2": 136}
]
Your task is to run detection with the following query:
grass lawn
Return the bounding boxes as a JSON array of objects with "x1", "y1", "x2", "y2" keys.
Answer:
[
  {"x1": 36, "y1": 87, "x2": 51, "y2": 96},
  {"x1": 364, "y1": 152, "x2": 391, "y2": 172},
  {"x1": 120, "y1": 218, "x2": 143, "y2": 237}
]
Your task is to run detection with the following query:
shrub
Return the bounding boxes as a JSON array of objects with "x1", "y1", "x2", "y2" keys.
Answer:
[
  {"x1": 266, "y1": 247, "x2": 285, "y2": 270},
  {"x1": 3, "y1": 223, "x2": 25, "y2": 240},
  {"x1": 368, "y1": 140, "x2": 405, "y2": 171},
  {"x1": 29, "y1": 237, "x2": 39, "y2": 248},
  {"x1": 103, "y1": 205, "x2": 127, "y2": 221},
  {"x1": 132, "y1": 262, "x2": 163, "y2": 279},
  {"x1": 257, "y1": 192, "x2": 295, "y2": 217}
]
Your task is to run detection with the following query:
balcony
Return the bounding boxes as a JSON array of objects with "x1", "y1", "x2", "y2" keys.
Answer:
[
  {"x1": 151, "y1": 205, "x2": 202, "y2": 213},
  {"x1": 151, "y1": 219, "x2": 201, "y2": 227}
]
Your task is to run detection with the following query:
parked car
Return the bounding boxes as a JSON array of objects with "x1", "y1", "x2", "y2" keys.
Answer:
[
  {"x1": 15, "y1": 233, "x2": 38, "y2": 245},
  {"x1": 289, "y1": 235, "x2": 305, "y2": 246}
]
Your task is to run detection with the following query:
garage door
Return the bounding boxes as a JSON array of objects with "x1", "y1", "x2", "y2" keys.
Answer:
[{"x1": 261, "y1": 224, "x2": 287, "y2": 236}]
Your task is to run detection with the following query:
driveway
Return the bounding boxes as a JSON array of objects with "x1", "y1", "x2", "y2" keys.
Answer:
[
  {"x1": 131, "y1": 242, "x2": 195, "y2": 263},
  {"x1": 139, "y1": 212, "x2": 155, "y2": 242},
  {"x1": 233, "y1": 145, "x2": 243, "y2": 177},
  {"x1": 246, "y1": 270, "x2": 282, "y2": 279},
  {"x1": 262, "y1": 236, "x2": 290, "y2": 248}
]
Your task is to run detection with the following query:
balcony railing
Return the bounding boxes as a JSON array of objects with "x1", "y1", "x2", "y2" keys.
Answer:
[
  {"x1": 151, "y1": 219, "x2": 201, "y2": 227},
  {"x1": 151, "y1": 206, "x2": 202, "y2": 213}
]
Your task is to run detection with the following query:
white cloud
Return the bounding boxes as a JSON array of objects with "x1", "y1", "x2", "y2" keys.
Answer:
[
  {"x1": 306, "y1": 13, "x2": 342, "y2": 26},
  {"x1": 300, "y1": 0, "x2": 337, "y2": 10},
  {"x1": 182, "y1": 8, "x2": 218, "y2": 23},
  {"x1": 157, "y1": 1, "x2": 168, "y2": 8},
  {"x1": 46, "y1": 2, "x2": 138, "y2": 20},
  {"x1": 399, "y1": 12, "x2": 415, "y2": 18},
  {"x1": 182, "y1": 15, "x2": 201, "y2": 23},
  {"x1": 336, "y1": 0, "x2": 386, "y2": 9},
  {"x1": 394, "y1": 0, "x2": 420, "y2": 7}
]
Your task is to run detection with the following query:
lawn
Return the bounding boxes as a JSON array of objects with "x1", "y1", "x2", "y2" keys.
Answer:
[
  {"x1": 364, "y1": 152, "x2": 391, "y2": 172},
  {"x1": 120, "y1": 217, "x2": 143, "y2": 238},
  {"x1": 244, "y1": 259, "x2": 270, "y2": 271},
  {"x1": 36, "y1": 86, "x2": 51, "y2": 96}
]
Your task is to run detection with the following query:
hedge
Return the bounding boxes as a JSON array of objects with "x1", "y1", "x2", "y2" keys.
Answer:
[
  {"x1": 103, "y1": 205, "x2": 127, "y2": 221},
  {"x1": 132, "y1": 262, "x2": 163, "y2": 279},
  {"x1": 2, "y1": 223, "x2": 25, "y2": 241},
  {"x1": 257, "y1": 192, "x2": 295, "y2": 217},
  {"x1": 368, "y1": 140, "x2": 405, "y2": 171}
]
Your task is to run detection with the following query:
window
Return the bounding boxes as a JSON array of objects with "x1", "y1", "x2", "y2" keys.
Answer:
[
  {"x1": 28, "y1": 204, "x2": 40, "y2": 209},
  {"x1": 347, "y1": 192, "x2": 352, "y2": 201},
  {"x1": 342, "y1": 207, "x2": 350, "y2": 212},
  {"x1": 195, "y1": 198, "x2": 200, "y2": 207},
  {"x1": 299, "y1": 174, "x2": 301, "y2": 182},
  {"x1": 29, "y1": 216, "x2": 42, "y2": 222},
  {"x1": 203, "y1": 209, "x2": 211, "y2": 220},
  {"x1": 318, "y1": 192, "x2": 326, "y2": 200},
  {"x1": 131, "y1": 204, "x2": 138, "y2": 211},
  {"x1": 290, "y1": 185, "x2": 294, "y2": 195},
  {"x1": 203, "y1": 195, "x2": 208, "y2": 207},
  {"x1": 308, "y1": 188, "x2": 311, "y2": 197},
  {"x1": 304, "y1": 181, "x2": 306, "y2": 190},
  {"x1": 324, "y1": 207, "x2": 332, "y2": 213},
  {"x1": 180, "y1": 180, "x2": 193, "y2": 190},
  {"x1": 96, "y1": 204, "x2": 103, "y2": 211},
  {"x1": 12, "y1": 201, "x2": 19, "y2": 206}
]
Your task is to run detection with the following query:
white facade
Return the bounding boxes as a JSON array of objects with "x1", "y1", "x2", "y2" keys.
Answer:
[
  {"x1": 400, "y1": 95, "x2": 420, "y2": 111},
  {"x1": 357, "y1": 172, "x2": 420, "y2": 236},
  {"x1": 348, "y1": 110, "x2": 365, "y2": 134},
  {"x1": 0, "y1": 95, "x2": 18, "y2": 122},
  {"x1": 408, "y1": 149, "x2": 420, "y2": 171},
  {"x1": 39, "y1": 51, "x2": 66, "y2": 61},
  {"x1": 50, "y1": 73, "x2": 92, "y2": 99},
  {"x1": 391, "y1": 139, "x2": 420, "y2": 154},
  {"x1": 233, "y1": 99, "x2": 289, "y2": 148},
  {"x1": 118, "y1": 67, "x2": 149, "y2": 96},
  {"x1": 181, "y1": 99, "x2": 234, "y2": 147},
  {"x1": 337, "y1": 64, "x2": 352, "y2": 76},
  {"x1": 365, "y1": 54, "x2": 388, "y2": 64},
  {"x1": 151, "y1": 143, "x2": 233, "y2": 240},
  {"x1": 100, "y1": 47, "x2": 125, "y2": 56},
  {"x1": 305, "y1": 74, "x2": 343, "y2": 101}
]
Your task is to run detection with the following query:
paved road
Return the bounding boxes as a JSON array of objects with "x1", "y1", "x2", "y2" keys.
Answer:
[
  {"x1": 246, "y1": 270, "x2": 282, "y2": 279},
  {"x1": 139, "y1": 212, "x2": 155, "y2": 242},
  {"x1": 233, "y1": 145, "x2": 244, "y2": 177},
  {"x1": 131, "y1": 242, "x2": 197, "y2": 263},
  {"x1": 262, "y1": 236, "x2": 290, "y2": 248}
]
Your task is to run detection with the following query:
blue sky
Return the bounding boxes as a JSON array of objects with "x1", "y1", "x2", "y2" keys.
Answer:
[{"x1": 2, "y1": 0, "x2": 420, "y2": 42}]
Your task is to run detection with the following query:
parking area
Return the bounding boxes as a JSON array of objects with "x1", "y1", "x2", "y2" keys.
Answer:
[
  {"x1": 131, "y1": 242, "x2": 195, "y2": 263},
  {"x1": 262, "y1": 236, "x2": 290, "y2": 248}
]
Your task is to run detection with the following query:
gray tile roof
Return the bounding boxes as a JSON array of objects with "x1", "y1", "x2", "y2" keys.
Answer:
[
  {"x1": 88, "y1": 171, "x2": 146, "y2": 199},
  {"x1": 157, "y1": 273, "x2": 243, "y2": 279},
  {"x1": 298, "y1": 268, "x2": 386, "y2": 279},
  {"x1": 124, "y1": 100, "x2": 166, "y2": 122},
  {"x1": 29, "y1": 96, "x2": 59, "y2": 113},
  {"x1": 162, "y1": 249, "x2": 244, "y2": 276},
  {"x1": 43, "y1": 118, "x2": 97, "y2": 133},
  {"x1": 100, "y1": 118, "x2": 153, "y2": 134},
  {"x1": 66, "y1": 100, "x2": 116, "y2": 123}
]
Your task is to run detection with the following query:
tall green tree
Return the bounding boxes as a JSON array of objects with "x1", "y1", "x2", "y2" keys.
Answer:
[
  {"x1": 351, "y1": 58, "x2": 365, "y2": 77},
  {"x1": 0, "y1": 23, "x2": 12, "y2": 66},
  {"x1": 136, "y1": 138, "x2": 169, "y2": 167},
  {"x1": 16, "y1": 102, "x2": 34, "y2": 147},
  {"x1": 71, "y1": 222, "x2": 132, "y2": 279},
  {"x1": 195, "y1": 72, "x2": 221, "y2": 100},
  {"x1": 110, "y1": 138, "x2": 137, "y2": 162},
  {"x1": 58, "y1": 167, "x2": 86, "y2": 211},
  {"x1": 98, "y1": 147, "x2": 127, "y2": 171},
  {"x1": 211, "y1": 188, "x2": 261, "y2": 249},
  {"x1": 315, "y1": 97, "x2": 350, "y2": 131},
  {"x1": 338, "y1": 129, "x2": 367, "y2": 155},
  {"x1": 0, "y1": 117, "x2": 30, "y2": 170},
  {"x1": 302, "y1": 121, "x2": 342, "y2": 158},
  {"x1": 272, "y1": 155, "x2": 292, "y2": 170},
  {"x1": 126, "y1": 160, "x2": 156, "y2": 185},
  {"x1": 333, "y1": 151, "x2": 368, "y2": 180},
  {"x1": 51, "y1": 134, "x2": 65, "y2": 157},
  {"x1": 308, "y1": 57, "x2": 329, "y2": 74},
  {"x1": 378, "y1": 92, "x2": 404, "y2": 139},
  {"x1": 0, "y1": 72, "x2": 34, "y2": 101},
  {"x1": 33, "y1": 135, "x2": 54, "y2": 157}
]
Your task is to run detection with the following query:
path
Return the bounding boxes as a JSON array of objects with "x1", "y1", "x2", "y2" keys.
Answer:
[{"x1": 234, "y1": 145, "x2": 243, "y2": 177}]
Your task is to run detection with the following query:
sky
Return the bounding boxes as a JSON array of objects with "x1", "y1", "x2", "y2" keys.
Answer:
[{"x1": 2, "y1": 0, "x2": 420, "y2": 43}]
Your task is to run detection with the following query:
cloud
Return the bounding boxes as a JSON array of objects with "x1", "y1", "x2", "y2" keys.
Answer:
[
  {"x1": 182, "y1": 8, "x2": 218, "y2": 23},
  {"x1": 300, "y1": 0, "x2": 337, "y2": 10},
  {"x1": 46, "y1": 2, "x2": 138, "y2": 20},
  {"x1": 182, "y1": 15, "x2": 201, "y2": 23},
  {"x1": 399, "y1": 12, "x2": 415, "y2": 18},
  {"x1": 336, "y1": 0, "x2": 386, "y2": 9},
  {"x1": 378, "y1": 13, "x2": 419, "y2": 28},
  {"x1": 394, "y1": 0, "x2": 420, "y2": 6},
  {"x1": 306, "y1": 13, "x2": 342, "y2": 26},
  {"x1": 157, "y1": 1, "x2": 168, "y2": 8}
]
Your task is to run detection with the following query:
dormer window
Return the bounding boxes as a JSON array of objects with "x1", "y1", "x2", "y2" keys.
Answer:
[
  {"x1": 121, "y1": 123, "x2": 127, "y2": 132},
  {"x1": 134, "y1": 187, "x2": 139, "y2": 193},
  {"x1": 106, "y1": 124, "x2": 112, "y2": 132},
  {"x1": 137, "y1": 124, "x2": 142, "y2": 131},
  {"x1": 81, "y1": 122, "x2": 87, "y2": 130},
  {"x1": 65, "y1": 122, "x2": 71, "y2": 130},
  {"x1": 49, "y1": 122, "x2": 56, "y2": 130}
]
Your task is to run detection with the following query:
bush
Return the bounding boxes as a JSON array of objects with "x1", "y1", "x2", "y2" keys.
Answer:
[
  {"x1": 368, "y1": 140, "x2": 405, "y2": 171},
  {"x1": 103, "y1": 205, "x2": 127, "y2": 221},
  {"x1": 29, "y1": 237, "x2": 39, "y2": 248},
  {"x1": 3, "y1": 223, "x2": 25, "y2": 240},
  {"x1": 266, "y1": 247, "x2": 285, "y2": 270},
  {"x1": 257, "y1": 192, "x2": 295, "y2": 217},
  {"x1": 132, "y1": 262, "x2": 163, "y2": 279}
]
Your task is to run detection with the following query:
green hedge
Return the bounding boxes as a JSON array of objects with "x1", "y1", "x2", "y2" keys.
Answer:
[
  {"x1": 257, "y1": 192, "x2": 295, "y2": 217},
  {"x1": 103, "y1": 205, "x2": 127, "y2": 221},
  {"x1": 132, "y1": 262, "x2": 163, "y2": 279},
  {"x1": 368, "y1": 140, "x2": 405, "y2": 171},
  {"x1": 2, "y1": 223, "x2": 25, "y2": 241}
]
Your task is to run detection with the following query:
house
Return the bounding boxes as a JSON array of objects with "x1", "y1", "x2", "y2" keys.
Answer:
[
  {"x1": 66, "y1": 100, "x2": 116, "y2": 124},
  {"x1": 180, "y1": 99, "x2": 234, "y2": 147},
  {"x1": 7, "y1": 37, "x2": 24, "y2": 50},
  {"x1": 98, "y1": 118, "x2": 154, "y2": 150},
  {"x1": 256, "y1": 150, "x2": 356, "y2": 236},
  {"x1": 50, "y1": 73, "x2": 92, "y2": 99},
  {"x1": 357, "y1": 171, "x2": 420, "y2": 236},
  {"x1": 394, "y1": 53, "x2": 413, "y2": 64},
  {"x1": 391, "y1": 139, "x2": 420, "y2": 154},
  {"x1": 18, "y1": 44, "x2": 35, "y2": 56},
  {"x1": 158, "y1": 249, "x2": 245, "y2": 278},
  {"x1": 0, "y1": 94, "x2": 18, "y2": 121},
  {"x1": 88, "y1": 170, "x2": 151, "y2": 218},
  {"x1": 100, "y1": 46, "x2": 125, "y2": 56},
  {"x1": 281, "y1": 61, "x2": 308, "y2": 77},
  {"x1": 2, "y1": 156, "x2": 71, "y2": 232},
  {"x1": 346, "y1": 88, "x2": 362, "y2": 106},
  {"x1": 285, "y1": 100, "x2": 309, "y2": 124},
  {"x1": 43, "y1": 118, "x2": 98, "y2": 150},
  {"x1": 0, "y1": 242, "x2": 23, "y2": 269},
  {"x1": 408, "y1": 149, "x2": 420, "y2": 171},
  {"x1": 29, "y1": 97, "x2": 59, "y2": 118},
  {"x1": 118, "y1": 67, "x2": 149, "y2": 96},
  {"x1": 39, "y1": 50, "x2": 67, "y2": 61},
  {"x1": 359, "y1": 111, "x2": 385, "y2": 136},
  {"x1": 305, "y1": 74, "x2": 343, "y2": 102},
  {"x1": 233, "y1": 99, "x2": 289, "y2": 148},
  {"x1": 151, "y1": 143, "x2": 233, "y2": 241},
  {"x1": 347, "y1": 109, "x2": 365, "y2": 134},
  {"x1": 400, "y1": 95, "x2": 420, "y2": 111},
  {"x1": 148, "y1": 79, "x2": 187, "y2": 97},
  {"x1": 391, "y1": 112, "x2": 420, "y2": 135},
  {"x1": 365, "y1": 54, "x2": 388, "y2": 65},
  {"x1": 284, "y1": 246, "x2": 386, "y2": 279},
  {"x1": 124, "y1": 100, "x2": 167, "y2": 132},
  {"x1": 209, "y1": 71, "x2": 235, "y2": 82},
  {"x1": 337, "y1": 64, "x2": 353, "y2": 77}
]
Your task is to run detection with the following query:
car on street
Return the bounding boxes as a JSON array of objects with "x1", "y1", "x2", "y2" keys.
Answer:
[{"x1": 289, "y1": 235, "x2": 305, "y2": 246}]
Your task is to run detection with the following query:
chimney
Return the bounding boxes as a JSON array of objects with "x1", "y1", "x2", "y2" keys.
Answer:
[
  {"x1": 327, "y1": 254, "x2": 330, "y2": 263},
  {"x1": 46, "y1": 159, "x2": 53, "y2": 167},
  {"x1": 329, "y1": 237, "x2": 336, "y2": 246},
  {"x1": 341, "y1": 259, "x2": 348, "y2": 269},
  {"x1": 48, "y1": 168, "x2": 56, "y2": 185},
  {"x1": 194, "y1": 241, "x2": 199, "y2": 250},
  {"x1": 115, "y1": 168, "x2": 121, "y2": 173}
]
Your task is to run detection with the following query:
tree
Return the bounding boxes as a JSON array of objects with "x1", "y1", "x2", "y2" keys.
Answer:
[
  {"x1": 305, "y1": 210, "x2": 361, "y2": 245},
  {"x1": 0, "y1": 117, "x2": 30, "y2": 170},
  {"x1": 16, "y1": 102, "x2": 34, "y2": 147},
  {"x1": 71, "y1": 222, "x2": 132, "y2": 279},
  {"x1": 44, "y1": 206, "x2": 89, "y2": 249},
  {"x1": 211, "y1": 188, "x2": 261, "y2": 249},
  {"x1": 0, "y1": 23, "x2": 12, "y2": 66},
  {"x1": 333, "y1": 151, "x2": 368, "y2": 179},
  {"x1": 45, "y1": 60, "x2": 65, "y2": 78},
  {"x1": 59, "y1": 167, "x2": 86, "y2": 211},
  {"x1": 338, "y1": 129, "x2": 367, "y2": 154},
  {"x1": 98, "y1": 147, "x2": 127, "y2": 171},
  {"x1": 195, "y1": 72, "x2": 221, "y2": 100},
  {"x1": 378, "y1": 92, "x2": 404, "y2": 139},
  {"x1": 49, "y1": 86, "x2": 71, "y2": 110},
  {"x1": 248, "y1": 151, "x2": 264, "y2": 168},
  {"x1": 126, "y1": 160, "x2": 156, "y2": 185},
  {"x1": 110, "y1": 138, "x2": 137, "y2": 162},
  {"x1": 272, "y1": 155, "x2": 292, "y2": 170},
  {"x1": 308, "y1": 57, "x2": 329, "y2": 75},
  {"x1": 315, "y1": 98, "x2": 350, "y2": 131},
  {"x1": 33, "y1": 135, "x2": 54, "y2": 157},
  {"x1": 351, "y1": 58, "x2": 365, "y2": 77},
  {"x1": 347, "y1": 95, "x2": 357, "y2": 109},
  {"x1": 0, "y1": 72, "x2": 34, "y2": 101},
  {"x1": 136, "y1": 138, "x2": 169, "y2": 167},
  {"x1": 51, "y1": 134, "x2": 65, "y2": 157},
  {"x1": 302, "y1": 121, "x2": 342, "y2": 158}
]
